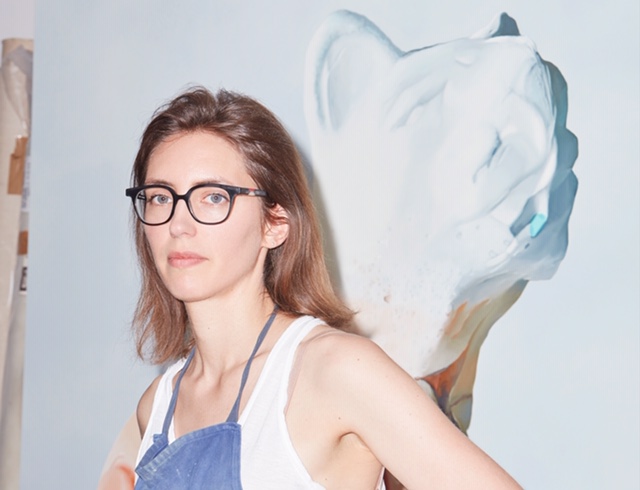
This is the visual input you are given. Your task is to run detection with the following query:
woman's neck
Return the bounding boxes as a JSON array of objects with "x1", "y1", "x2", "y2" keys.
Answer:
[{"x1": 184, "y1": 290, "x2": 277, "y2": 374}]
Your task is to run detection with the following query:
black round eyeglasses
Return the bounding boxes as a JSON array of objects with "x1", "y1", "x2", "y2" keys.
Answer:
[{"x1": 125, "y1": 183, "x2": 268, "y2": 226}]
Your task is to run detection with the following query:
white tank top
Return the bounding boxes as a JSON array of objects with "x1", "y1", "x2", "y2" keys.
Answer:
[{"x1": 138, "y1": 316, "x2": 387, "y2": 489}]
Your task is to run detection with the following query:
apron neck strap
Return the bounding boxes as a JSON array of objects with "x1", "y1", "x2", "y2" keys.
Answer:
[
  {"x1": 226, "y1": 305, "x2": 279, "y2": 423},
  {"x1": 162, "y1": 347, "x2": 195, "y2": 435}
]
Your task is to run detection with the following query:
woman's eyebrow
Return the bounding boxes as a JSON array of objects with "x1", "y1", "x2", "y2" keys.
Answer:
[
  {"x1": 143, "y1": 178, "x2": 173, "y2": 186},
  {"x1": 143, "y1": 177, "x2": 230, "y2": 187},
  {"x1": 192, "y1": 178, "x2": 230, "y2": 186}
]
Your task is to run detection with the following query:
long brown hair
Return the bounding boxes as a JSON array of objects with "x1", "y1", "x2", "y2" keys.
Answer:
[{"x1": 130, "y1": 87, "x2": 353, "y2": 363}]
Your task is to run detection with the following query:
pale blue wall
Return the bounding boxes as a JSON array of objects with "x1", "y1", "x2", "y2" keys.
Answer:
[
  {"x1": 0, "y1": 0, "x2": 34, "y2": 39},
  {"x1": 22, "y1": 1, "x2": 639, "y2": 488}
]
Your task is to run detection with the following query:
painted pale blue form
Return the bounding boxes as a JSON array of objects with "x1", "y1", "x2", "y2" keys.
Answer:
[
  {"x1": 304, "y1": 11, "x2": 578, "y2": 431},
  {"x1": 529, "y1": 213, "x2": 548, "y2": 238}
]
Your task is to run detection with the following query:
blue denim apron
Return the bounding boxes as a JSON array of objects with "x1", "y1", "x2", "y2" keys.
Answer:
[{"x1": 134, "y1": 308, "x2": 278, "y2": 489}]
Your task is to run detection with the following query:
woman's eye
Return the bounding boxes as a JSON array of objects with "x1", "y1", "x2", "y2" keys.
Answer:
[
  {"x1": 205, "y1": 192, "x2": 228, "y2": 205},
  {"x1": 149, "y1": 193, "x2": 171, "y2": 205}
]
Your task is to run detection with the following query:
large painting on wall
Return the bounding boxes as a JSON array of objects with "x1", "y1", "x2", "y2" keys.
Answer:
[{"x1": 304, "y1": 10, "x2": 577, "y2": 433}]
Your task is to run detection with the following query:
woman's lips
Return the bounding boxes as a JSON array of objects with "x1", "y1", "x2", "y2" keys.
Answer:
[{"x1": 167, "y1": 251, "x2": 207, "y2": 268}]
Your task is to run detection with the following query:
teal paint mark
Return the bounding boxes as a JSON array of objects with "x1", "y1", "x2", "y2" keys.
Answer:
[{"x1": 529, "y1": 213, "x2": 547, "y2": 237}]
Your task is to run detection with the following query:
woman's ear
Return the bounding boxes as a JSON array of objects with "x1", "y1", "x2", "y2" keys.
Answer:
[{"x1": 263, "y1": 204, "x2": 290, "y2": 249}]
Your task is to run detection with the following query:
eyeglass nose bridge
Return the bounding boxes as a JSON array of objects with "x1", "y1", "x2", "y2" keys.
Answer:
[{"x1": 167, "y1": 191, "x2": 195, "y2": 222}]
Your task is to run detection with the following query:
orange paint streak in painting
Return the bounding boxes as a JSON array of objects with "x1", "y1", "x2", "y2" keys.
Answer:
[{"x1": 422, "y1": 345, "x2": 470, "y2": 401}]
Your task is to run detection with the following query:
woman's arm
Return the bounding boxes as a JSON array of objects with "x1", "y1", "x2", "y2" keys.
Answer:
[
  {"x1": 317, "y1": 333, "x2": 522, "y2": 490},
  {"x1": 97, "y1": 375, "x2": 161, "y2": 490},
  {"x1": 96, "y1": 413, "x2": 139, "y2": 490}
]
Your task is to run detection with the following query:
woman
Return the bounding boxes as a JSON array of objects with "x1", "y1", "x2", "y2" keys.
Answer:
[{"x1": 113, "y1": 87, "x2": 520, "y2": 489}]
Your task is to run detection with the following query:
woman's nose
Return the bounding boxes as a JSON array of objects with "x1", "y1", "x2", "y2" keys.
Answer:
[{"x1": 169, "y1": 198, "x2": 197, "y2": 237}]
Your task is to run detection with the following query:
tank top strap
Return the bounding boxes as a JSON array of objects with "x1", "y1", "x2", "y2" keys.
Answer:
[
  {"x1": 226, "y1": 306, "x2": 279, "y2": 423},
  {"x1": 238, "y1": 315, "x2": 325, "y2": 427}
]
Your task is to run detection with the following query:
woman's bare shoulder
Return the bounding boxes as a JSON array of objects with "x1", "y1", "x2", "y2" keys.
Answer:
[
  {"x1": 298, "y1": 326, "x2": 401, "y2": 392},
  {"x1": 302, "y1": 326, "x2": 386, "y2": 356}
]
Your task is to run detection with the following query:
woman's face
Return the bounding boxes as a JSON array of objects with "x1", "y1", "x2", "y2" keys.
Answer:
[{"x1": 142, "y1": 131, "x2": 279, "y2": 305}]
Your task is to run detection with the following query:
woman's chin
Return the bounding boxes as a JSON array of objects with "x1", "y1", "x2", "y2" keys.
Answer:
[
  {"x1": 165, "y1": 283, "x2": 214, "y2": 304},
  {"x1": 167, "y1": 282, "x2": 235, "y2": 305},
  {"x1": 171, "y1": 291, "x2": 212, "y2": 304}
]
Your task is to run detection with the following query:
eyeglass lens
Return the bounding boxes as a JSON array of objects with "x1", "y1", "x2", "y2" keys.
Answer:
[{"x1": 134, "y1": 186, "x2": 232, "y2": 224}]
